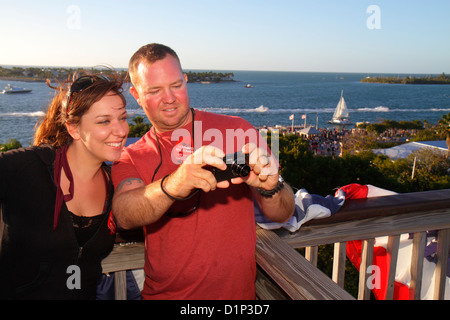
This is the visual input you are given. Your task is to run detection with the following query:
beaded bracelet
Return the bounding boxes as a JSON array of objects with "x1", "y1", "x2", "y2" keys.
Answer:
[{"x1": 160, "y1": 174, "x2": 200, "y2": 201}]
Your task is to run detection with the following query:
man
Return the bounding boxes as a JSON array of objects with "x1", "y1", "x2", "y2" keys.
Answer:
[{"x1": 112, "y1": 43, "x2": 295, "y2": 299}]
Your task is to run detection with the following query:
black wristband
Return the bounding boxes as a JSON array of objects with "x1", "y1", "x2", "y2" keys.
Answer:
[
  {"x1": 161, "y1": 175, "x2": 199, "y2": 201},
  {"x1": 256, "y1": 176, "x2": 285, "y2": 198}
]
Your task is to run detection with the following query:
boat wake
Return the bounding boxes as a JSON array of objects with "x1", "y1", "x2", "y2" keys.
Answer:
[
  {"x1": 125, "y1": 106, "x2": 450, "y2": 116},
  {"x1": 357, "y1": 106, "x2": 390, "y2": 112},
  {"x1": 199, "y1": 106, "x2": 269, "y2": 113},
  {"x1": 0, "y1": 111, "x2": 45, "y2": 117}
]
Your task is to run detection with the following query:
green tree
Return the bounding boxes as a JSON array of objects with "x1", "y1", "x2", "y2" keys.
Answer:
[
  {"x1": 128, "y1": 116, "x2": 152, "y2": 138},
  {"x1": 437, "y1": 113, "x2": 450, "y2": 158},
  {"x1": 0, "y1": 139, "x2": 22, "y2": 152}
]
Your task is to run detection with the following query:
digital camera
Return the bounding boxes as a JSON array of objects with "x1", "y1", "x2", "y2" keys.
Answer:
[{"x1": 207, "y1": 151, "x2": 251, "y2": 182}]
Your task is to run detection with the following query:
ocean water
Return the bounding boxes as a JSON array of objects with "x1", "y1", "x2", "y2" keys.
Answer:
[{"x1": 1, "y1": 71, "x2": 450, "y2": 146}]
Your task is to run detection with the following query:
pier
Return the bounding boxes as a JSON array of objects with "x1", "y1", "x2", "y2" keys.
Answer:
[{"x1": 102, "y1": 188, "x2": 450, "y2": 300}]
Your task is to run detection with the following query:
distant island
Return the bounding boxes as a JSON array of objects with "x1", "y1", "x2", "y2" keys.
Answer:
[
  {"x1": 0, "y1": 66, "x2": 236, "y2": 84},
  {"x1": 0, "y1": 66, "x2": 128, "y2": 82},
  {"x1": 361, "y1": 72, "x2": 450, "y2": 85},
  {"x1": 184, "y1": 71, "x2": 235, "y2": 83}
]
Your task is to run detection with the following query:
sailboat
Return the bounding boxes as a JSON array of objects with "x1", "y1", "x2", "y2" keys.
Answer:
[{"x1": 328, "y1": 90, "x2": 352, "y2": 125}]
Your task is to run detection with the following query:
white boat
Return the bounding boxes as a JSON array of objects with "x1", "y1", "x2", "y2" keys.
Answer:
[
  {"x1": 0, "y1": 84, "x2": 32, "y2": 94},
  {"x1": 244, "y1": 84, "x2": 253, "y2": 88},
  {"x1": 255, "y1": 105, "x2": 268, "y2": 112},
  {"x1": 328, "y1": 90, "x2": 352, "y2": 125}
]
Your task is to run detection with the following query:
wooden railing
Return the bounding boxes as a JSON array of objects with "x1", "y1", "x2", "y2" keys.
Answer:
[
  {"x1": 102, "y1": 189, "x2": 450, "y2": 300},
  {"x1": 257, "y1": 188, "x2": 450, "y2": 300}
]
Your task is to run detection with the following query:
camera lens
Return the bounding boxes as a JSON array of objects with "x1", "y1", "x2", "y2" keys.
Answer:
[{"x1": 231, "y1": 162, "x2": 251, "y2": 177}]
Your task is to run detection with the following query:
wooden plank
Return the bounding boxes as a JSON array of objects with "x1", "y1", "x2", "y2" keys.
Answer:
[
  {"x1": 256, "y1": 227, "x2": 354, "y2": 300},
  {"x1": 358, "y1": 239, "x2": 374, "y2": 300},
  {"x1": 332, "y1": 242, "x2": 347, "y2": 288},
  {"x1": 409, "y1": 232, "x2": 426, "y2": 300},
  {"x1": 255, "y1": 268, "x2": 289, "y2": 300},
  {"x1": 434, "y1": 229, "x2": 450, "y2": 300},
  {"x1": 102, "y1": 242, "x2": 145, "y2": 273},
  {"x1": 278, "y1": 207, "x2": 450, "y2": 248},
  {"x1": 385, "y1": 235, "x2": 400, "y2": 300}
]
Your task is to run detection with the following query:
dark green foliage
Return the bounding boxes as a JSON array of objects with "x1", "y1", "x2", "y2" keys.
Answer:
[
  {"x1": 127, "y1": 116, "x2": 152, "y2": 138},
  {"x1": 357, "y1": 119, "x2": 424, "y2": 133},
  {"x1": 184, "y1": 71, "x2": 235, "y2": 83},
  {"x1": 0, "y1": 139, "x2": 22, "y2": 152},
  {"x1": 361, "y1": 73, "x2": 450, "y2": 85}
]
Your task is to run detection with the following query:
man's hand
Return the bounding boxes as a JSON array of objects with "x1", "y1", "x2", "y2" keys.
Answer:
[
  {"x1": 163, "y1": 145, "x2": 230, "y2": 199},
  {"x1": 231, "y1": 143, "x2": 279, "y2": 190}
]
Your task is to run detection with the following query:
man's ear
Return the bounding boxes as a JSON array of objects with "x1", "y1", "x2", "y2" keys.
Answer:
[
  {"x1": 130, "y1": 86, "x2": 140, "y2": 105},
  {"x1": 66, "y1": 122, "x2": 80, "y2": 141}
]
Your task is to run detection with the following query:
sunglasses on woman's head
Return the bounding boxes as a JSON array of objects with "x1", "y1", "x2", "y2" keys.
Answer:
[{"x1": 63, "y1": 75, "x2": 109, "y2": 114}]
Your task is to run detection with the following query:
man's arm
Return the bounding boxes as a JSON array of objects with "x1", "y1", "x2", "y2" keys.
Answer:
[
  {"x1": 112, "y1": 177, "x2": 173, "y2": 229},
  {"x1": 252, "y1": 181, "x2": 295, "y2": 223},
  {"x1": 112, "y1": 146, "x2": 228, "y2": 229}
]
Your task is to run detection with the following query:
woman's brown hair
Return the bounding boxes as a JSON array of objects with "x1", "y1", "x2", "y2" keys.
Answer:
[{"x1": 34, "y1": 69, "x2": 126, "y2": 148}]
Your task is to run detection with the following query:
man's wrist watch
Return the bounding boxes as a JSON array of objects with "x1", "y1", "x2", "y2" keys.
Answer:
[{"x1": 256, "y1": 175, "x2": 285, "y2": 198}]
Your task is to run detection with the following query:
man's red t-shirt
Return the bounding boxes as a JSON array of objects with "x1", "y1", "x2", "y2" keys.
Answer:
[{"x1": 112, "y1": 110, "x2": 267, "y2": 299}]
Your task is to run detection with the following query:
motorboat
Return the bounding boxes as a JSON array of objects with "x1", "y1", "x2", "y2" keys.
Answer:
[
  {"x1": 0, "y1": 84, "x2": 32, "y2": 94},
  {"x1": 244, "y1": 84, "x2": 254, "y2": 88}
]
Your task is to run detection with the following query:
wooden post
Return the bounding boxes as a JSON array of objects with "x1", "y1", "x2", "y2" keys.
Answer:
[
  {"x1": 305, "y1": 246, "x2": 318, "y2": 267},
  {"x1": 409, "y1": 232, "x2": 426, "y2": 300},
  {"x1": 384, "y1": 235, "x2": 400, "y2": 300},
  {"x1": 358, "y1": 238, "x2": 374, "y2": 300},
  {"x1": 114, "y1": 270, "x2": 127, "y2": 300},
  {"x1": 332, "y1": 242, "x2": 347, "y2": 288},
  {"x1": 434, "y1": 229, "x2": 450, "y2": 299}
]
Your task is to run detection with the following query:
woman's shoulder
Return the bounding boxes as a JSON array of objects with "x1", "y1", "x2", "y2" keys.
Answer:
[{"x1": 0, "y1": 144, "x2": 55, "y2": 165}]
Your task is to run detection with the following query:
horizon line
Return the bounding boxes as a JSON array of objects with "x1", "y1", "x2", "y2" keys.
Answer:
[{"x1": 0, "y1": 64, "x2": 448, "y2": 76}]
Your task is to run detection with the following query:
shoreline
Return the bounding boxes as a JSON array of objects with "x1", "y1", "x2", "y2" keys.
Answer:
[
  {"x1": 0, "y1": 76, "x2": 238, "y2": 84},
  {"x1": 0, "y1": 76, "x2": 48, "y2": 83},
  {"x1": 361, "y1": 74, "x2": 450, "y2": 85}
]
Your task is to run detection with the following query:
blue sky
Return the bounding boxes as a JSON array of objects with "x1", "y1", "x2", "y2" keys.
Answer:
[{"x1": 1, "y1": 0, "x2": 449, "y2": 73}]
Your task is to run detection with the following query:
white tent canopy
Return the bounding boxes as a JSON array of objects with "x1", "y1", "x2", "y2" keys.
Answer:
[
  {"x1": 372, "y1": 140, "x2": 447, "y2": 159},
  {"x1": 299, "y1": 126, "x2": 322, "y2": 136}
]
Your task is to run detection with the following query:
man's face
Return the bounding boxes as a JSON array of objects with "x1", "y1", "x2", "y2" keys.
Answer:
[{"x1": 130, "y1": 55, "x2": 191, "y2": 132}]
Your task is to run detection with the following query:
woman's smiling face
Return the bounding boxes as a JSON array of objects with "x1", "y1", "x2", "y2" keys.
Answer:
[{"x1": 72, "y1": 91, "x2": 129, "y2": 162}]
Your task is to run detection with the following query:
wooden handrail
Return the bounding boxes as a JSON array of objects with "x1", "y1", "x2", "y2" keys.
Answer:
[
  {"x1": 305, "y1": 188, "x2": 450, "y2": 225},
  {"x1": 255, "y1": 227, "x2": 354, "y2": 300}
]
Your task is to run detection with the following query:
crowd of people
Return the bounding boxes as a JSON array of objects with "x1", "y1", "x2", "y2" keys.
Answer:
[
  {"x1": 376, "y1": 128, "x2": 419, "y2": 143},
  {"x1": 271, "y1": 125, "x2": 422, "y2": 157},
  {"x1": 302, "y1": 128, "x2": 349, "y2": 156},
  {"x1": 268, "y1": 126, "x2": 350, "y2": 157}
]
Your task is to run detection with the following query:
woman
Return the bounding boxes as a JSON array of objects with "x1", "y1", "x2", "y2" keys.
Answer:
[{"x1": 0, "y1": 71, "x2": 129, "y2": 299}]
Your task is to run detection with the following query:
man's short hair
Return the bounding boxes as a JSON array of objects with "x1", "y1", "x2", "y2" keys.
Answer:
[{"x1": 128, "y1": 43, "x2": 181, "y2": 86}]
